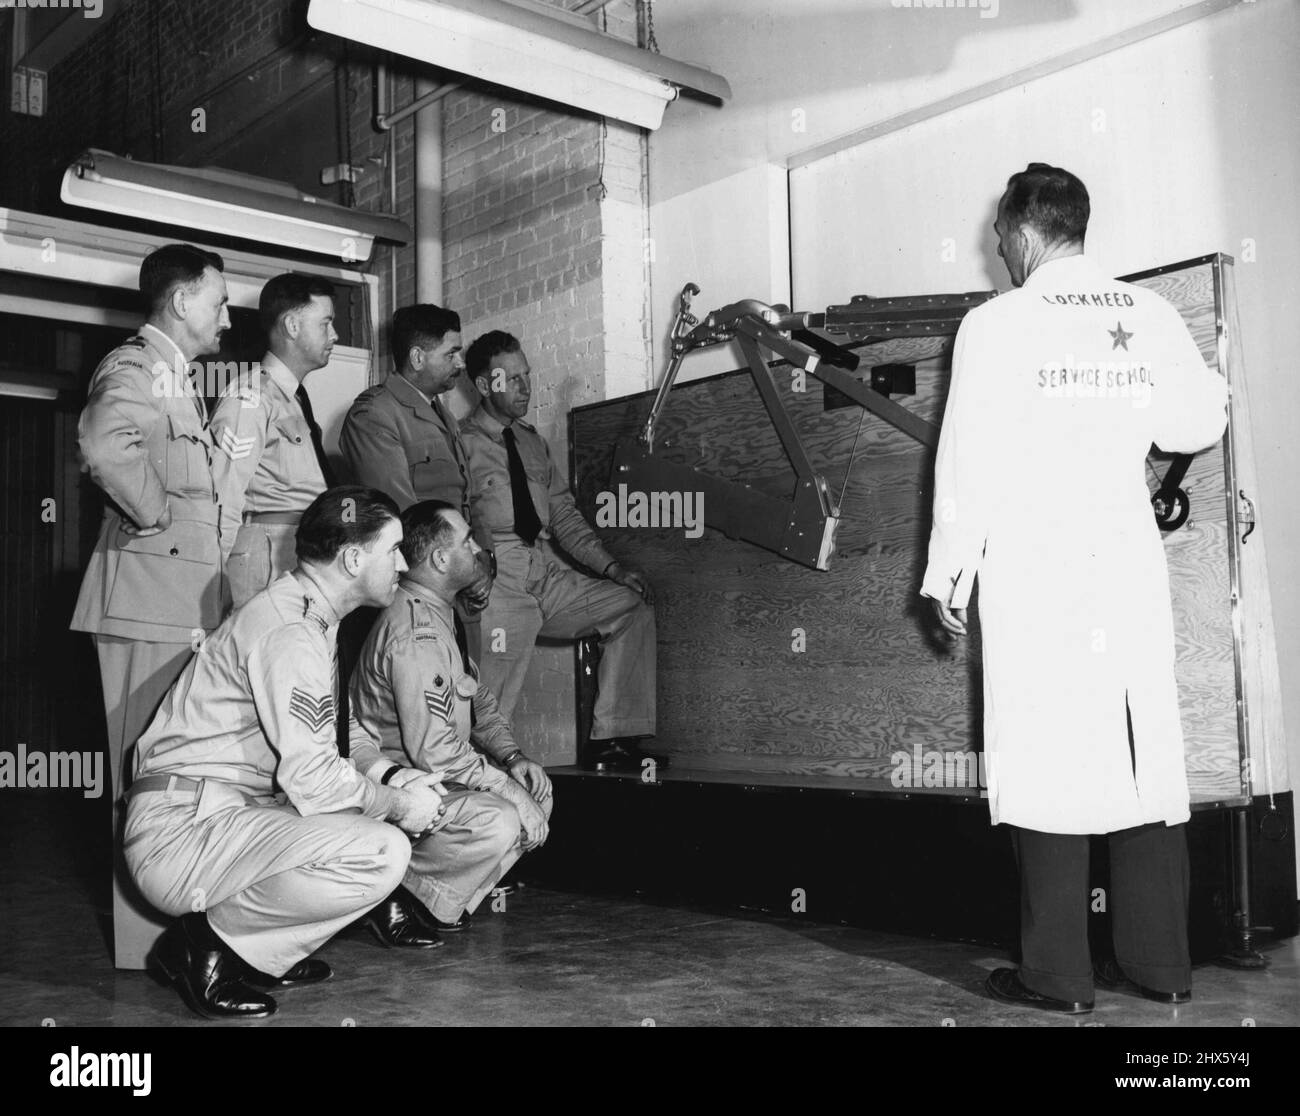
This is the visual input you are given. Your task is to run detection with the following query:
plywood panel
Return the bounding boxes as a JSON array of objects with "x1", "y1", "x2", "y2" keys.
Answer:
[
  {"x1": 1127, "y1": 260, "x2": 1239, "y2": 798},
  {"x1": 1217, "y1": 261, "x2": 1290, "y2": 795},
  {"x1": 573, "y1": 258, "x2": 1257, "y2": 799}
]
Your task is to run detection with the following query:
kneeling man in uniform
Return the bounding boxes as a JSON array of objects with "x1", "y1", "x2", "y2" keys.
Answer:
[
  {"x1": 125, "y1": 487, "x2": 445, "y2": 1020},
  {"x1": 351, "y1": 500, "x2": 553, "y2": 931}
]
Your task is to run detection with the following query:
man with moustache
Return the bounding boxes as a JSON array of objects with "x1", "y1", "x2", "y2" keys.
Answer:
[
  {"x1": 211, "y1": 273, "x2": 340, "y2": 607},
  {"x1": 125, "y1": 488, "x2": 446, "y2": 1021},
  {"x1": 350, "y1": 501, "x2": 553, "y2": 932},
  {"x1": 340, "y1": 303, "x2": 491, "y2": 656},
  {"x1": 71, "y1": 243, "x2": 231, "y2": 969},
  {"x1": 922, "y1": 164, "x2": 1229, "y2": 1013},
  {"x1": 341, "y1": 304, "x2": 474, "y2": 518}
]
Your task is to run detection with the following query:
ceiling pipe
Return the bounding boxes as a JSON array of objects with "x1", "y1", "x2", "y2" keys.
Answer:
[{"x1": 414, "y1": 78, "x2": 443, "y2": 304}]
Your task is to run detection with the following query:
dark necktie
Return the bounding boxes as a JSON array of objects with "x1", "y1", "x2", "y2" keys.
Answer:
[
  {"x1": 295, "y1": 384, "x2": 338, "y2": 487},
  {"x1": 330, "y1": 638, "x2": 346, "y2": 757},
  {"x1": 453, "y1": 612, "x2": 478, "y2": 730},
  {"x1": 502, "y1": 426, "x2": 542, "y2": 545}
]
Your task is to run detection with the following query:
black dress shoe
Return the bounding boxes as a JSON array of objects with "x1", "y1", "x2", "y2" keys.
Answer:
[
  {"x1": 585, "y1": 738, "x2": 670, "y2": 773},
  {"x1": 245, "y1": 958, "x2": 333, "y2": 989},
  {"x1": 1094, "y1": 958, "x2": 1190, "y2": 1004},
  {"x1": 427, "y1": 911, "x2": 471, "y2": 933},
  {"x1": 358, "y1": 891, "x2": 443, "y2": 949},
  {"x1": 386, "y1": 885, "x2": 463, "y2": 936},
  {"x1": 151, "y1": 915, "x2": 277, "y2": 1021},
  {"x1": 985, "y1": 967, "x2": 1093, "y2": 1014}
]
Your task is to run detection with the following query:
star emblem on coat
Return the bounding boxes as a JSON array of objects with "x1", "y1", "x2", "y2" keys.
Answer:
[{"x1": 1108, "y1": 321, "x2": 1134, "y2": 351}]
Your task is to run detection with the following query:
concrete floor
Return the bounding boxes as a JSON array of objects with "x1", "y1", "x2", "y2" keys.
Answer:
[{"x1": 1, "y1": 790, "x2": 1297, "y2": 1027}]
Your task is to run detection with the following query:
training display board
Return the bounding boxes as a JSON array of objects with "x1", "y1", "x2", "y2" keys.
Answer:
[{"x1": 570, "y1": 255, "x2": 1286, "y2": 804}]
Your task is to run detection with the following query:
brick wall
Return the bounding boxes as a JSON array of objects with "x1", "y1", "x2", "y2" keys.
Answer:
[
  {"x1": 439, "y1": 0, "x2": 653, "y2": 764},
  {"x1": 2, "y1": 0, "x2": 654, "y2": 768},
  {"x1": 0, "y1": 0, "x2": 303, "y2": 210},
  {"x1": 0, "y1": 0, "x2": 401, "y2": 350}
]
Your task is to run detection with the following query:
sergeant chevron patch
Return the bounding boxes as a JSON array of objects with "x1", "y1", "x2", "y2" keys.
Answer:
[
  {"x1": 424, "y1": 688, "x2": 455, "y2": 723},
  {"x1": 289, "y1": 688, "x2": 335, "y2": 734},
  {"x1": 220, "y1": 427, "x2": 256, "y2": 461}
]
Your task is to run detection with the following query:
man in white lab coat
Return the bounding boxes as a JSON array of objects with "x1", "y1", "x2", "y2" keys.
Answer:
[{"x1": 922, "y1": 163, "x2": 1228, "y2": 1014}]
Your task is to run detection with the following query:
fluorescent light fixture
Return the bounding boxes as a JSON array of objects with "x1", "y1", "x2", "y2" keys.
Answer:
[
  {"x1": 61, "y1": 150, "x2": 411, "y2": 263},
  {"x1": 0, "y1": 378, "x2": 61, "y2": 402},
  {"x1": 307, "y1": 0, "x2": 731, "y2": 131}
]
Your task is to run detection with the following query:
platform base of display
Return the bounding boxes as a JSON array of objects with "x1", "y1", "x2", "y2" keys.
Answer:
[{"x1": 522, "y1": 771, "x2": 1296, "y2": 965}]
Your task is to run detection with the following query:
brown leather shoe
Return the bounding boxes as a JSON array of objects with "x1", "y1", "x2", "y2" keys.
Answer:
[
  {"x1": 985, "y1": 967, "x2": 1093, "y2": 1014},
  {"x1": 152, "y1": 915, "x2": 277, "y2": 1020}
]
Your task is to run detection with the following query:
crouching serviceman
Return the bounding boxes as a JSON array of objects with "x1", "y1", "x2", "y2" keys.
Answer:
[
  {"x1": 124, "y1": 487, "x2": 446, "y2": 1020},
  {"x1": 350, "y1": 499, "x2": 553, "y2": 932}
]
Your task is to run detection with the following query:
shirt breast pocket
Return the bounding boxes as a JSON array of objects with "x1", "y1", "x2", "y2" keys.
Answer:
[
  {"x1": 273, "y1": 416, "x2": 317, "y2": 482},
  {"x1": 408, "y1": 440, "x2": 457, "y2": 498},
  {"x1": 165, "y1": 410, "x2": 212, "y2": 497}
]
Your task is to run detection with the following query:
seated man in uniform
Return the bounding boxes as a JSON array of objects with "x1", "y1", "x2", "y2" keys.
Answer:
[
  {"x1": 461, "y1": 331, "x2": 659, "y2": 771},
  {"x1": 211, "y1": 273, "x2": 340, "y2": 607},
  {"x1": 350, "y1": 500, "x2": 553, "y2": 931},
  {"x1": 124, "y1": 487, "x2": 446, "y2": 1021}
]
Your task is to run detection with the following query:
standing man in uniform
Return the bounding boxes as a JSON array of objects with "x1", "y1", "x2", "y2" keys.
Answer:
[
  {"x1": 211, "y1": 273, "x2": 338, "y2": 607},
  {"x1": 339, "y1": 304, "x2": 491, "y2": 654},
  {"x1": 461, "y1": 331, "x2": 658, "y2": 772},
  {"x1": 72, "y1": 243, "x2": 230, "y2": 969},
  {"x1": 922, "y1": 164, "x2": 1229, "y2": 1013},
  {"x1": 351, "y1": 500, "x2": 553, "y2": 931},
  {"x1": 341, "y1": 303, "x2": 473, "y2": 516},
  {"x1": 125, "y1": 487, "x2": 446, "y2": 1021}
]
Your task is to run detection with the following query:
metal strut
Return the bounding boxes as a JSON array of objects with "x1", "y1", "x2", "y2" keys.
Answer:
[{"x1": 614, "y1": 282, "x2": 996, "y2": 571}]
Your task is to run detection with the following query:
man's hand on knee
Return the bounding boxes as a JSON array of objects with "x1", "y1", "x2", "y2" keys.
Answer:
[
  {"x1": 507, "y1": 753, "x2": 552, "y2": 802},
  {"x1": 605, "y1": 561, "x2": 654, "y2": 605},
  {"x1": 457, "y1": 550, "x2": 496, "y2": 614},
  {"x1": 516, "y1": 794, "x2": 549, "y2": 851}
]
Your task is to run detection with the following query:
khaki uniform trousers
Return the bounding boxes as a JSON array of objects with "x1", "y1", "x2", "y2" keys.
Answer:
[
  {"x1": 479, "y1": 539, "x2": 655, "y2": 738},
  {"x1": 405, "y1": 788, "x2": 554, "y2": 924},
  {"x1": 227, "y1": 523, "x2": 298, "y2": 610},
  {"x1": 125, "y1": 778, "x2": 410, "y2": 977},
  {"x1": 94, "y1": 636, "x2": 194, "y2": 970}
]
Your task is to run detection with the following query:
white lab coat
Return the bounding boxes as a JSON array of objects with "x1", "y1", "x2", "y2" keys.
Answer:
[{"x1": 922, "y1": 255, "x2": 1228, "y2": 834}]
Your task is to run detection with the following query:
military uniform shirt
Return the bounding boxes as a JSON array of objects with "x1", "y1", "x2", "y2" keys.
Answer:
[
  {"x1": 211, "y1": 351, "x2": 327, "y2": 548},
  {"x1": 350, "y1": 577, "x2": 517, "y2": 789},
  {"x1": 134, "y1": 573, "x2": 395, "y2": 819},
  {"x1": 340, "y1": 373, "x2": 473, "y2": 516},
  {"x1": 460, "y1": 405, "x2": 616, "y2": 573},
  {"x1": 71, "y1": 322, "x2": 224, "y2": 642}
]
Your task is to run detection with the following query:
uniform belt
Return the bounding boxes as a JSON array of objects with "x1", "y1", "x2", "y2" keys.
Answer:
[
  {"x1": 126, "y1": 774, "x2": 204, "y2": 801},
  {"x1": 243, "y1": 511, "x2": 303, "y2": 526}
]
